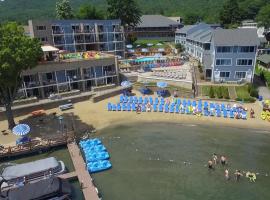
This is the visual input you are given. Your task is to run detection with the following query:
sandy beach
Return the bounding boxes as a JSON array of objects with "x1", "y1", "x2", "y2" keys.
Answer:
[{"x1": 1, "y1": 92, "x2": 270, "y2": 146}]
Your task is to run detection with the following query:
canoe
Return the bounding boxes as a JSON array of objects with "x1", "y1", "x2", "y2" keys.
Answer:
[
  {"x1": 85, "y1": 151, "x2": 110, "y2": 162},
  {"x1": 87, "y1": 160, "x2": 112, "y2": 173}
]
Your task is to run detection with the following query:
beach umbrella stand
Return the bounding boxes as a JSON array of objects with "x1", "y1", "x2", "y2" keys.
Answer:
[
  {"x1": 12, "y1": 124, "x2": 31, "y2": 145},
  {"x1": 121, "y1": 81, "x2": 132, "y2": 96},
  {"x1": 156, "y1": 82, "x2": 168, "y2": 97}
]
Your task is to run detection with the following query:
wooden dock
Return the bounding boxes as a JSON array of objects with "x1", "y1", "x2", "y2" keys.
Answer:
[
  {"x1": 58, "y1": 171, "x2": 77, "y2": 180},
  {"x1": 67, "y1": 142, "x2": 100, "y2": 200}
]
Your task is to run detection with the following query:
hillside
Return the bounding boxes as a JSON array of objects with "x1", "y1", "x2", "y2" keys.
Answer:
[{"x1": 0, "y1": 0, "x2": 224, "y2": 24}]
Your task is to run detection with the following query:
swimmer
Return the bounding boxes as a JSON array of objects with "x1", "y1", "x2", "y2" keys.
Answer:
[
  {"x1": 225, "y1": 169, "x2": 230, "y2": 180},
  {"x1": 212, "y1": 153, "x2": 218, "y2": 165},
  {"x1": 234, "y1": 170, "x2": 243, "y2": 181},
  {"x1": 208, "y1": 160, "x2": 214, "y2": 170},
  {"x1": 221, "y1": 155, "x2": 227, "y2": 166}
]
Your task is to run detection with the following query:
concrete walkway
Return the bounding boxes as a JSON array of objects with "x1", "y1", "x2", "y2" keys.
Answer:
[{"x1": 258, "y1": 86, "x2": 270, "y2": 100}]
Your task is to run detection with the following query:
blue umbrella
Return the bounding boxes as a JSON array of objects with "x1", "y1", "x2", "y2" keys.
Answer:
[
  {"x1": 121, "y1": 81, "x2": 132, "y2": 87},
  {"x1": 12, "y1": 124, "x2": 30, "y2": 136},
  {"x1": 156, "y1": 82, "x2": 168, "y2": 88}
]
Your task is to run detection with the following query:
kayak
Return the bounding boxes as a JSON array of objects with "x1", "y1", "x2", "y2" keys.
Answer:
[
  {"x1": 87, "y1": 160, "x2": 112, "y2": 173},
  {"x1": 85, "y1": 151, "x2": 110, "y2": 162}
]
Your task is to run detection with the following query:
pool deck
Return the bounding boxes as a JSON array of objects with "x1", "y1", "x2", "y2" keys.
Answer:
[{"x1": 67, "y1": 142, "x2": 100, "y2": 200}]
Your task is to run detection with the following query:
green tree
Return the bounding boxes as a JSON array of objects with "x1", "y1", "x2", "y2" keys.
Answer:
[
  {"x1": 175, "y1": 43, "x2": 185, "y2": 53},
  {"x1": 219, "y1": 0, "x2": 241, "y2": 28},
  {"x1": 184, "y1": 13, "x2": 201, "y2": 25},
  {"x1": 76, "y1": 4, "x2": 104, "y2": 19},
  {"x1": 256, "y1": 4, "x2": 270, "y2": 29},
  {"x1": 56, "y1": 0, "x2": 73, "y2": 20},
  {"x1": 0, "y1": 23, "x2": 43, "y2": 129},
  {"x1": 107, "y1": 0, "x2": 142, "y2": 27}
]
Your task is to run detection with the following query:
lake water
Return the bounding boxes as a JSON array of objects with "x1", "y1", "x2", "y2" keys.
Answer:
[{"x1": 91, "y1": 123, "x2": 270, "y2": 200}]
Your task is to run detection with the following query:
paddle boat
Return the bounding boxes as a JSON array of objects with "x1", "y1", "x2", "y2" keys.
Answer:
[
  {"x1": 79, "y1": 138, "x2": 102, "y2": 149},
  {"x1": 83, "y1": 144, "x2": 107, "y2": 152},
  {"x1": 87, "y1": 160, "x2": 112, "y2": 173},
  {"x1": 85, "y1": 151, "x2": 110, "y2": 162}
]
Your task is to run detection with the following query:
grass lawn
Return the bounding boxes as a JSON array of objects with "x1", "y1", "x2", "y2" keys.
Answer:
[
  {"x1": 235, "y1": 85, "x2": 251, "y2": 99},
  {"x1": 202, "y1": 85, "x2": 230, "y2": 99},
  {"x1": 133, "y1": 39, "x2": 169, "y2": 48}
]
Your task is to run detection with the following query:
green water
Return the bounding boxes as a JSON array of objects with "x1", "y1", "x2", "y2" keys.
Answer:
[
  {"x1": 0, "y1": 147, "x2": 84, "y2": 200},
  {"x1": 91, "y1": 123, "x2": 270, "y2": 200}
]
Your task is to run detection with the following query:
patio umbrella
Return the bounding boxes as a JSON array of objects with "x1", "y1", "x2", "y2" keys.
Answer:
[
  {"x1": 156, "y1": 81, "x2": 168, "y2": 88},
  {"x1": 147, "y1": 43, "x2": 153, "y2": 47},
  {"x1": 156, "y1": 43, "x2": 163, "y2": 46},
  {"x1": 12, "y1": 124, "x2": 30, "y2": 136},
  {"x1": 126, "y1": 44, "x2": 133, "y2": 49},
  {"x1": 121, "y1": 81, "x2": 132, "y2": 87}
]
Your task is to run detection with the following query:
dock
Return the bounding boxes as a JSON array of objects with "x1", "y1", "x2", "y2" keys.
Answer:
[
  {"x1": 58, "y1": 171, "x2": 77, "y2": 180},
  {"x1": 67, "y1": 142, "x2": 100, "y2": 200}
]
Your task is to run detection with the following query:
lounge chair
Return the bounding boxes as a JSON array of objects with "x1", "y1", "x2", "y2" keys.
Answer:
[
  {"x1": 129, "y1": 96, "x2": 133, "y2": 103},
  {"x1": 112, "y1": 104, "x2": 116, "y2": 111},
  {"x1": 175, "y1": 106, "x2": 180, "y2": 113},
  {"x1": 169, "y1": 106, "x2": 175, "y2": 113},
  {"x1": 187, "y1": 100, "x2": 191, "y2": 107},
  {"x1": 192, "y1": 101, "x2": 196, "y2": 107},
  {"x1": 154, "y1": 97, "x2": 159, "y2": 104},
  {"x1": 221, "y1": 104, "x2": 225, "y2": 111},
  {"x1": 138, "y1": 97, "x2": 143, "y2": 104},
  {"x1": 177, "y1": 99, "x2": 181, "y2": 105},
  {"x1": 160, "y1": 97, "x2": 165, "y2": 105},
  {"x1": 149, "y1": 97, "x2": 153, "y2": 105},
  {"x1": 153, "y1": 104, "x2": 158, "y2": 112},
  {"x1": 117, "y1": 103, "x2": 121, "y2": 111},
  {"x1": 107, "y1": 103, "x2": 112, "y2": 111},
  {"x1": 159, "y1": 105, "x2": 164, "y2": 112},
  {"x1": 203, "y1": 110, "x2": 209, "y2": 116},
  {"x1": 182, "y1": 100, "x2": 187, "y2": 107},
  {"x1": 216, "y1": 109, "x2": 221, "y2": 117},
  {"x1": 209, "y1": 110, "x2": 215, "y2": 116},
  {"x1": 165, "y1": 105, "x2": 169, "y2": 113},
  {"x1": 144, "y1": 97, "x2": 149, "y2": 104},
  {"x1": 204, "y1": 101, "x2": 208, "y2": 108},
  {"x1": 133, "y1": 96, "x2": 138, "y2": 104},
  {"x1": 127, "y1": 104, "x2": 131, "y2": 111},
  {"x1": 132, "y1": 103, "x2": 136, "y2": 111},
  {"x1": 122, "y1": 104, "x2": 127, "y2": 111},
  {"x1": 223, "y1": 110, "x2": 228, "y2": 118},
  {"x1": 142, "y1": 104, "x2": 146, "y2": 112},
  {"x1": 229, "y1": 110, "x2": 234, "y2": 118},
  {"x1": 241, "y1": 111, "x2": 247, "y2": 120},
  {"x1": 120, "y1": 95, "x2": 124, "y2": 103}
]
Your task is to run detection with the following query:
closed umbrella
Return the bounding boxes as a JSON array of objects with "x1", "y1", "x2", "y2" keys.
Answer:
[{"x1": 12, "y1": 124, "x2": 30, "y2": 136}]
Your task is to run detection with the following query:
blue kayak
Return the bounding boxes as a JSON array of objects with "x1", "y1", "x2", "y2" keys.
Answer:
[
  {"x1": 84, "y1": 144, "x2": 107, "y2": 153},
  {"x1": 87, "y1": 160, "x2": 112, "y2": 173},
  {"x1": 85, "y1": 151, "x2": 110, "y2": 162},
  {"x1": 79, "y1": 138, "x2": 102, "y2": 148}
]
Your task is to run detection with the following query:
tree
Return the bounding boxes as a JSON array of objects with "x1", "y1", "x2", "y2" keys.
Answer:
[
  {"x1": 184, "y1": 13, "x2": 201, "y2": 25},
  {"x1": 175, "y1": 43, "x2": 185, "y2": 53},
  {"x1": 76, "y1": 4, "x2": 104, "y2": 20},
  {"x1": 0, "y1": 23, "x2": 43, "y2": 129},
  {"x1": 56, "y1": 0, "x2": 73, "y2": 20},
  {"x1": 219, "y1": 0, "x2": 241, "y2": 28},
  {"x1": 256, "y1": 4, "x2": 270, "y2": 29},
  {"x1": 107, "y1": 0, "x2": 142, "y2": 27}
]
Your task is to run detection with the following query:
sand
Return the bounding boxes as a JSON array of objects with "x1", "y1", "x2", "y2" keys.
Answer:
[{"x1": 1, "y1": 91, "x2": 270, "y2": 147}]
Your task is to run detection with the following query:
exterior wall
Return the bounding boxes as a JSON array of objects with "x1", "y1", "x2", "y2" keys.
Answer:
[
  {"x1": 28, "y1": 20, "x2": 125, "y2": 57},
  {"x1": 212, "y1": 46, "x2": 257, "y2": 83}
]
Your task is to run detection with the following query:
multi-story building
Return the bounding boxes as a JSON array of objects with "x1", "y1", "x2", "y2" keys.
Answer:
[
  {"x1": 175, "y1": 24, "x2": 259, "y2": 83},
  {"x1": 19, "y1": 49, "x2": 119, "y2": 99},
  {"x1": 127, "y1": 15, "x2": 182, "y2": 41},
  {"x1": 28, "y1": 19, "x2": 125, "y2": 57}
]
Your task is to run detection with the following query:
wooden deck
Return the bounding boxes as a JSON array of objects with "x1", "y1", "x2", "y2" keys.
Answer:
[
  {"x1": 58, "y1": 171, "x2": 77, "y2": 180},
  {"x1": 67, "y1": 142, "x2": 100, "y2": 200}
]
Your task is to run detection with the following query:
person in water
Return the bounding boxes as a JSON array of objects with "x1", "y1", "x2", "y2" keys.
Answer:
[
  {"x1": 225, "y1": 169, "x2": 230, "y2": 180},
  {"x1": 234, "y1": 170, "x2": 243, "y2": 181},
  {"x1": 208, "y1": 160, "x2": 214, "y2": 170},
  {"x1": 212, "y1": 153, "x2": 218, "y2": 165},
  {"x1": 220, "y1": 155, "x2": 227, "y2": 166}
]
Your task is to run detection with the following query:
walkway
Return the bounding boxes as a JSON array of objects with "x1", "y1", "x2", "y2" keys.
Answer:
[
  {"x1": 67, "y1": 142, "x2": 100, "y2": 200},
  {"x1": 228, "y1": 86, "x2": 237, "y2": 99}
]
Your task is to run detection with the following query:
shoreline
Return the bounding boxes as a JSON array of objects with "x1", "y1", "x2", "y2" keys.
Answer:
[{"x1": 1, "y1": 92, "x2": 270, "y2": 146}]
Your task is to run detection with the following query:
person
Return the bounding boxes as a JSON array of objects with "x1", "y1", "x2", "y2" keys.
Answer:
[
  {"x1": 234, "y1": 170, "x2": 243, "y2": 181},
  {"x1": 221, "y1": 156, "x2": 227, "y2": 166},
  {"x1": 136, "y1": 105, "x2": 141, "y2": 114},
  {"x1": 208, "y1": 160, "x2": 214, "y2": 170},
  {"x1": 250, "y1": 108, "x2": 255, "y2": 118},
  {"x1": 146, "y1": 103, "x2": 151, "y2": 112},
  {"x1": 225, "y1": 169, "x2": 230, "y2": 180},
  {"x1": 212, "y1": 153, "x2": 218, "y2": 165}
]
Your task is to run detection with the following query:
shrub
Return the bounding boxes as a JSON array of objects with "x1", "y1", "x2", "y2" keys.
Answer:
[
  {"x1": 200, "y1": 74, "x2": 205, "y2": 80},
  {"x1": 250, "y1": 88, "x2": 259, "y2": 98},
  {"x1": 216, "y1": 87, "x2": 223, "y2": 99},
  {"x1": 209, "y1": 86, "x2": 215, "y2": 98},
  {"x1": 221, "y1": 86, "x2": 230, "y2": 99}
]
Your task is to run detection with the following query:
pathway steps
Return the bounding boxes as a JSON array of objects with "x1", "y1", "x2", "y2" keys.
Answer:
[{"x1": 67, "y1": 142, "x2": 100, "y2": 200}]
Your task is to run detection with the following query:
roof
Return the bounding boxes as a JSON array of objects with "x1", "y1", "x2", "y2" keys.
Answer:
[
  {"x1": 257, "y1": 54, "x2": 270, "y2": 64},
  {"x1": 212, "y1": 28, "x2": 259, "y2": 46},
  {"x1": 2, "y1": 157, "x2": 59, "y2": 180},
  {"x1": 137, "y1": 15, "x2": 180, "y2": 28},
  {"x1": 42, "y1": 45, "x2": 59, "y2": 52},
  {"x1": 176, "y1": 25, "x2": 195, "y2": 33},
  {"x1": 187, "y1": 28, "x2": 212, "y2": 43},
  {"x1": 1, "y1": 177, "x2": 71, "y2": 199}
]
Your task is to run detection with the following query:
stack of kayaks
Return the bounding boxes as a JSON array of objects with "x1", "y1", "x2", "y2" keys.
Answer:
[{"x1": 79, "y1": 138, "x2": 112, "y2": 173}]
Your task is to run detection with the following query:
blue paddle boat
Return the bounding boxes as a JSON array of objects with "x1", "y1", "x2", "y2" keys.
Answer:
[{"x1": 87, "y1": 160, "x2": 112, "y2": 173}]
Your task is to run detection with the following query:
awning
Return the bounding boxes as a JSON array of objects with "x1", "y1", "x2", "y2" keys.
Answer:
[{"x1": 41, "y1": 45, "x2": 59, "y2": 52}]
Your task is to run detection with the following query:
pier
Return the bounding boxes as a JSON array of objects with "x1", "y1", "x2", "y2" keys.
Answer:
[{"x1": 67, "y1": 142, "x2": 100, "y2": 200}]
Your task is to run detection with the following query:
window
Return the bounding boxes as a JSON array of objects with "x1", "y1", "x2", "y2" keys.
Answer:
[
  {"x1": 217, "y1": 46, "x2": 232, "y2": 53},
  {"x1": 235, "y1": 72, "x2": 246, "y2": 79},
  {"x1": 220, "y1": 72, "x2": 230, "y2": 78},
  {"x1": 236, "y1": 59, "x2": 253, "y2": 66},
  {"x1": 36, "y1": 26, "x2": 46, "y2": 31},
  {"x1": 238, "y1": 46, "x2": 255, "y2": 53},
  {"x1": 216, "y1": 59, "x2": 232, "y2": 66},
  {"x1": 39, "y1": 37, "x2": 48, "y2": 42}
]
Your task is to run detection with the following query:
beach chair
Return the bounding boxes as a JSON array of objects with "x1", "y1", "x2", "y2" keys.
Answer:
[
  {"x1": 122, "y1": 104, "x2": 127, "y2": 111},
  {"x1": 138, "y1": 97, "x2": 143, "y2": 104},
  {"x1": 210, "y1": 103, "x2": 214, "y2": 110},
  {"x1": 198, "y1": 105, "x2": 202, "y2": 113},
  {"x1": 149, "y1": 97, "x2": 153, "y2": 105},
  {"x1": 144, "y1": 97, "x2": 149, "y2": 104},
  {"x1": 216, "y1": 109, "x2": 221, "y2": 117},
  {"x1": 142, "y1": 104, "x2": 146, "y2": 112},
  {"x1": 124, "y1": 96, "x2": 129, "y2": 103},
  {"x1": 127, "y1": 104, "x2": 131, "y2": 111},
  {"x1": 159, "y1": 104, "x2": 164, "y2": 112},
  {"x1": 203, "y1": 109, "x2": 209, "y2": 116},
  {"x1": 241, "y1": 111, "x2": 247, "y2": 120},
  {"x1": 192, "y1": 101, "x2": 197, "y2": 107},
  {"x1": 129, "y1": 96, "x2": 133, "y2": 103},
  {"x1": 165, "y1": 105, "x2": 169, "y2": 113},
  {"x1": 229, "y1": 110, "x2": 234, "y2": 118},
  {"x1": 154, "y1": 97, "x2": 159, "y2": 105},
  {"x1": 204, "y1": 101, "x2": 208, "y2": 109},
  {"x1": 153, "y1": 104, "x2": 158, "y2": 112},
  {"x1": 223, "y1": 110, "x2": 228, "y2": 118},
  {"x1": 169, "y1": 106, "x2": 175, "y2": 113},
  {"x1": 132, "y1": 103, "x2": 136, "y2": 111},
  {"x1": 185, "y1": 107, "x2": 190, "y2": 114},
  {"x1": 120, "y1": 95, "x2": 124, "y2": 103},
  {"x1": 107, "y1": 103, "x2": 112, "y2": 111},
  {"x1": 112, "y1": 104, "x2": 117, "y2": 111},
  {"x1": 160, "y1": 97, "x2": 165, "y2": 105},
  {"x1": 209, "y1": 110, "x2": 215, "y2": 116},
  {"x1": 221, "y1": 103, "x2": 225, "y2": 111},
  {"x1": 117, "y1": 103, "x2": 121, "y2": 111},
  {"x1": 177, "y1": 98, "x2": 181, "y2": 105},
  {"x1": 215, "y1": 104, "x2": 220, "y2": 110},
  {"x1": 183, "y1": 100, "x2": 187, "y2": 107},
  {"x1": 187, "y1": 100, "x2": 191, "y2": 107},
  {"x1": 133, "y1": 96, "x2": 138, "y2": 104},
  {"x1": 175, "y1": 106, "x2": 180, "y2": 113}
]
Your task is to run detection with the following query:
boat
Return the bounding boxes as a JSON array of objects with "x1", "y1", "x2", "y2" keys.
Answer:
[
  {"x1": 85, "y1": 151, "x2": 110, "y2": 162},
  {"x1": 0, "y1": 157, "x2": 65, "y2": 189},
  {"x1": 79, "y1": 138, "x2": 102, "y2": 149},
  {"x1": 83, "y1": 144, "x2": 106, "y2": 152},
  {"x1": 0, "y1": 177, "x2": 71, "y2": 200},
  {"x1": 87, "y1": 160, "x2": 112, "y2": 173}
]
